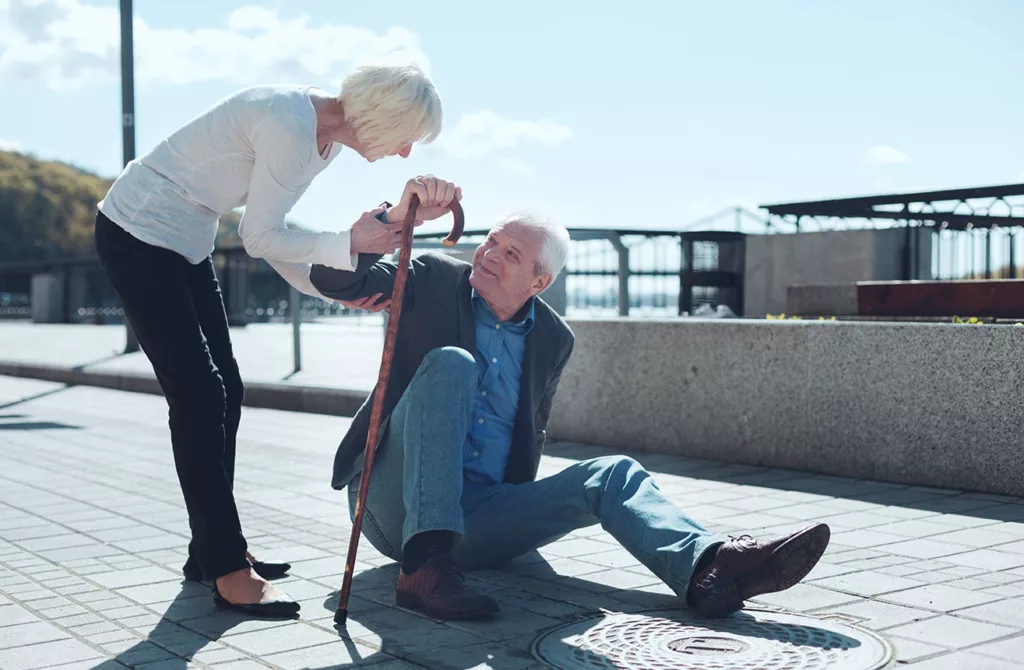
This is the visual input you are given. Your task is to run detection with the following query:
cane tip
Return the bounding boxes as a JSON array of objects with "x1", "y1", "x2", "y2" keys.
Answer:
[{"x1": 334, "y1": 609, "x2": 348, "y2": 626}]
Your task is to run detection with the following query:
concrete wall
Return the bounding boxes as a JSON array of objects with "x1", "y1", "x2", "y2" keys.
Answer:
[
  {"x1": 548, "y1": 318, "x2": 1024, "y2": 496},
  {"x1": 744, "y1": 228, "x2": 932, "y2": 317},
  {"x1": 786, "y1": 284, "x2": 858, "y2": 316}
]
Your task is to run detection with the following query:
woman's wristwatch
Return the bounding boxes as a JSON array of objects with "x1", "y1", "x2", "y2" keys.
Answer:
[{"x1": 376, "y1": 201, "x2": 392, "y2": 224}]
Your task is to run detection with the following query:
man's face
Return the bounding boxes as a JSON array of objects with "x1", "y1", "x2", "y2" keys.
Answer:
[{"x1": 469, "y1": 222, "x2": 550, "y2": 308}]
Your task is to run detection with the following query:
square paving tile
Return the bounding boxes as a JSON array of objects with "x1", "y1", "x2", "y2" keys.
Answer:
[
  {"x1": 954, "y1": 599, "x2": 1024, "y2": 629},
  {"x1": 880, "y1": 583, "x2": 1003, "y2": 613},
  {"x1": 887, "y1": 614, "x2": 1015, "y2": 648},
  {"x1": 882, "y1": 539, "x2": 974, "y2": 560},
  {"x1": 940, "y1": 549, "x2": 1024, "y2": 572},
  {"x1": 88, "y1": 567, "x2": 182, "y2": 590},
  {"x1": 0, "y1": 621, "x2": 68, "y2": 649},
  {"x1": 820, "y1": 599, "x2": 937, "y2": 630},
  {"x1": 874, "y1": 519, "x2": 959, "y2": 539},
  {"x1": 221, "y1": 621, "x2": 343, "y2": 656},
  {"x1": 0, "y1": 639, "x2": 102, "y2": 670},
  {"x1": 813, "y1": 570, "x2": 923, "y2": 597},
  {"x1": 0, "y1": 605, "x2": 41, "y2": 627},
  {"x1": 970, "y1": 633, "x2": 1024, "y2": 664},
  {"x1": 934, "y1": 528, "x2": 1022, "y2": 549},
  {"x1": 905, "y1": 651, "x2": 1021, "y2": 669},
  {"x1": 749, "y1": 583, "x2": 861, "y2": 612},
  {"x1": 263, "y1": 639, "x2": 398, "y2": 669}
]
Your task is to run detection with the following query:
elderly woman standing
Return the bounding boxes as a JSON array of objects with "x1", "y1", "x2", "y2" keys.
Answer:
[{"x1": 94, "y1": 64, "x2": 460, "y2": 616}]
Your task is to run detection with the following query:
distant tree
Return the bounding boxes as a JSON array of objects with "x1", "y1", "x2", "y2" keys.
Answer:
[{"x1": 0, "y1": 149, "x2": 312, "y2": 262}]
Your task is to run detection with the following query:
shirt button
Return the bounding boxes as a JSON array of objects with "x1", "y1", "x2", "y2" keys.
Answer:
[
  {"x1": 495, "y1": 324, "x2": 501, "y2": 329},
  {"x1": 491, "y1": 357, "x2": 497, "y2": 363},
  {"x1": 472, "y1": 451, "x2": 479, "y2": 457},
  {"x1": 480, "y1": 391, "x2": 487, "y2": 397},
  {"x1": 478, "y1": 418, "x2": 484, "y2": 424}
]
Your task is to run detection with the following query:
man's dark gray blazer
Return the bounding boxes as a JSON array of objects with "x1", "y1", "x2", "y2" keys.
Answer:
[{"x1": 309, "y1": 251, "x2": 575, "y2": 491}]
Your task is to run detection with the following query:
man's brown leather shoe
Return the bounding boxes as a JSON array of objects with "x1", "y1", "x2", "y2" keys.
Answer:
[
  {"x1": 395, "y1": 552, "x2": 499, "y2": 620},
  {"x1": 688, "y1": 522, "x2": 831, "y2": 618}
]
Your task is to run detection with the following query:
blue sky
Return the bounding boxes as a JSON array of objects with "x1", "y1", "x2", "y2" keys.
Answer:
[{"x1": 1, "y1": 0, "x2": 1021, "y2": 236}]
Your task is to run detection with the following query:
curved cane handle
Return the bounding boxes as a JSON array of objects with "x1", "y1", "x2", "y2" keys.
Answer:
[
  {"x1": 401, "y1": 195, "x2": 465, "y2": 247},
  {"x1": 444, "y1": 199, "x2": 465, "y2": 247}
]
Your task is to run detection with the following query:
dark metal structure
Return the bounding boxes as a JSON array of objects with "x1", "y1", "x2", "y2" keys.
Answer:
[
  {"x1": 12, "y1": 185, "x2": 1023, "y2": 324},
  {"x1": 761, "y1": 183, "x2": 1024, "y2": 282},
  {"x1": 120, "y1": 0, "x2": 135, "y2": 171},
  {"x1": 0, "y1": 251, "x2": 368, "y2": 325},
  {"x1": 679, "y1": 231, "x2": 746, "y2": 317},
  {"x1": 119, "y1": 0, "x2": 139, "y2": 352},
  {"x1": 762, "y1": 183, "x2": 1024, "y2": 231}
]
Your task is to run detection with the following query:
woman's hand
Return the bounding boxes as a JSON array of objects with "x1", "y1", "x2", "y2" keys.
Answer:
[
  {"x1": 349, "y1": 207, "x2": 402, "y2": 256},
  {"x1": 337, "y1": 293, "x2": 390, "y2": 313}
]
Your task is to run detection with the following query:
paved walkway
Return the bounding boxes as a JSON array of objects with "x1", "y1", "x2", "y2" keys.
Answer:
[
  {"x1": 4, "y1": 376, "x2": 1024, "y2": 669},
  {"x1": 0, "y1": 321, "x2": 384, "y2": 393}
]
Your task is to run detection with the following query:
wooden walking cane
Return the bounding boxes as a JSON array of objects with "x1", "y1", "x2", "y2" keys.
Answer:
[{"x1": 334, "y1": 193, "x2": 465, "y2": 626}]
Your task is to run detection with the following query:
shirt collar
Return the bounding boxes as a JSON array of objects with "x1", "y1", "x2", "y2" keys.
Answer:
[{"x1": 472, "y1": 289, "x2": 535, "y2": 332}]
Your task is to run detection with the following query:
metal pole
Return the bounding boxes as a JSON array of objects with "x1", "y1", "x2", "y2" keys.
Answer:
[
  {"x1": 1009, "y1": 230, "x2": 1017, "y2": 278},
  {"x1": 120, "y1": 0, "x2": 140, "y2": 353},
  {"x1": 290, "y1": 287, "x2": 302, "y2": 373},
  {"x1": 984, "y1": 229, "x2": 992, "y2": 279},
  {"x1": 609, "y1": 234, "x2": 629, "y2": 316},
  {"x1": 678, "y1": 235, "x2": 692, "y2": 316}
]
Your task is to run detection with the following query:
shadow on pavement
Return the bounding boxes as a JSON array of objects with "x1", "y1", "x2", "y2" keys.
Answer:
[
  {"x1": 80, "y1": 554, "x2": 868, "y2": 669},
  {"x1": 0, "y1": 385, "x2": 73, "y2": 411},
  {"x1": 72, "y1": 352, "x2": 133, "y2": 371},
  {"x1": 89, "y1": 580, "x2": 297, "y2": 670},
  {"x1": 0, "y1": 420, "x2": 79, "y2": 430},
  {"x1": 545, "y1": 441, "x2": 1024, "y2": 525},
  {"x1": 311, "y1": 562, "x2": 865, "y2": 669}
]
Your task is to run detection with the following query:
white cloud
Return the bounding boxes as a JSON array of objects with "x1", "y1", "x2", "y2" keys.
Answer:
[
  {"x1": 435, "y1": 110, "x2": 573, "y2": 160},
  {"x1": 0, "y1": 0, "x2": 430, "y2": 90},
  {"x1": 0, "y1": 138, "x2": 23, "y2": 152},
  {"x1": 863, "y1": 145, "x2": 911, "y2": 165},
  {"x1": 496, "y1": 158, "x2": 536, "y2": 178}
]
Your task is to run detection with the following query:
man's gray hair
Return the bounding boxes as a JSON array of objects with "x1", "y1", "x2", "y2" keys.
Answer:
[{"x1": 495, "y1": 212, "x2": 571, "y2": 279}]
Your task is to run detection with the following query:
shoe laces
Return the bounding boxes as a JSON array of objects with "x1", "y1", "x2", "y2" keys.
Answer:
[
  {"x1": 694, "y1": 567, "x2": 719, "y2": 592},
  {"x1": 428, "y1": 548, "x2": 465, "y2": 581},
  {"x1": 729, "y1": 534, "x2": 758, "y2": 549},
  {"x1": 692, "y1": 534, "x2": 760, "y2": 599}
]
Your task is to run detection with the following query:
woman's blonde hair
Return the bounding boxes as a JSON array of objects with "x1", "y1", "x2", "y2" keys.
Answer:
[{"x1": 340, "y1": 64, "x2": 443, "y2": 160}]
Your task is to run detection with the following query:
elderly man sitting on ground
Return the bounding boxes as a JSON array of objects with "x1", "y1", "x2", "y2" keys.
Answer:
[{"x1": 308, "y1": 189, "x2": 831, "y2": 621}]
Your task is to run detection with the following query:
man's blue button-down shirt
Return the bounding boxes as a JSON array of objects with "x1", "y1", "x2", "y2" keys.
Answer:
[{"x1": 462, "y1": 289, "x2": 535, "y2": 489}]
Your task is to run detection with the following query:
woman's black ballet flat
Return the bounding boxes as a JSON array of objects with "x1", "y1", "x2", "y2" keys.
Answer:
[{"x1": 212, "y1": 583, "x2": 300, "y2": 618}]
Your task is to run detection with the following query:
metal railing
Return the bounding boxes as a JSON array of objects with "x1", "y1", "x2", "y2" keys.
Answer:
[
  {"x1": 565, "y1": 235, "x2": 679, "y2": 316},
  {"x1": 9, "y1": 226, "x2": 1020, "y2": 327},
  {"x1": 562, "y1": 231, "x2": 746, "y2": 317},
  {"x1": 932, "y1": 227, "x2": 1022, "y2": 280},
  {"x1": 0, "y1": 250, "x2": 378, "y2": 325}
]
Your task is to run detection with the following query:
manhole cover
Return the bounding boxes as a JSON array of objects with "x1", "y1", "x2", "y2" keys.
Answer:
[{"x1": 531, "y1": 608, "x2": 893, "y2": 669}]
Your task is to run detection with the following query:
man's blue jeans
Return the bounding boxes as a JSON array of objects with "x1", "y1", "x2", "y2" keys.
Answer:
[{"x1": 347, "y1": 347, "x2": 722, "y2": 601}]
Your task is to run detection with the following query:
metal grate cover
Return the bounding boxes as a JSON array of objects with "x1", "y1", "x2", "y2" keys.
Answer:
[{"x1": 531, "y1": 608, "x2": 893, "y2": 670}]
